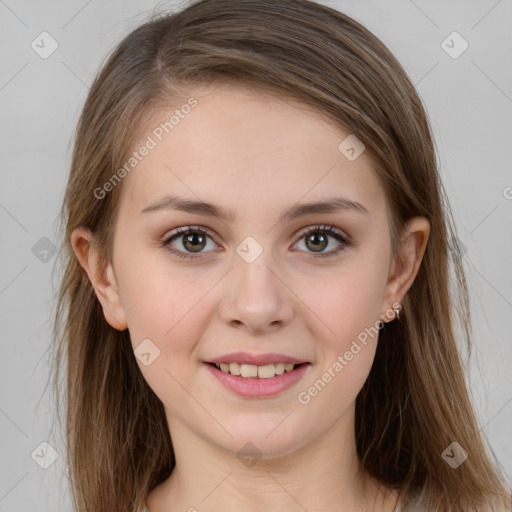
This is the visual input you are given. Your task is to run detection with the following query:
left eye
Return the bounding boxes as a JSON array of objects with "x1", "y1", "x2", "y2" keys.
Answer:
[
  {"x1": 161, "y1": 224, "x2": 350, "y2": 259},
  {"x1": 293, "y1": 225, "x2": 350, "y2": 257}
]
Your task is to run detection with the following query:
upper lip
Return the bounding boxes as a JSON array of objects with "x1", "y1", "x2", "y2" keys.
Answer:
[{"x1": 206, "y1": 352, "x2": 309, "y2": 366}]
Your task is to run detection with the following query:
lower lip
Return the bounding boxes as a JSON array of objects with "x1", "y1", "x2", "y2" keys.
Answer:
[{"x1": 204, "y1": 362, "x2": 311, "y2": 398}]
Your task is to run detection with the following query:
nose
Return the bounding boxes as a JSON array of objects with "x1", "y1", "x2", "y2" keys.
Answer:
[{"x1": 218, "y1": 252, "x2": 294, "y2": 335}]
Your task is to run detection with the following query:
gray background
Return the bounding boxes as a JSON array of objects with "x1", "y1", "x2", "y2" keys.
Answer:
[{"x1": 0, "y1": 0, "x2": 511, "y2": 510}]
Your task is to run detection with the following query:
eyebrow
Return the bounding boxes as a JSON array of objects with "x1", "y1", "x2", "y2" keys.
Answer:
[{"x1": 140, "y1": 194, "x2": 369, "y2": 222}]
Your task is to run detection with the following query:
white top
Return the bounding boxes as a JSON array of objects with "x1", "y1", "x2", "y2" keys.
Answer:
[
  {"x1": 142, "y1": 500, "x2": 512, "y2": 511},
  {"x1": 143, "y1": 502, "x2": 402, "y2": 512},
  {"x1": 143, "y1": 508, "x2": 400, "y2": 512}
]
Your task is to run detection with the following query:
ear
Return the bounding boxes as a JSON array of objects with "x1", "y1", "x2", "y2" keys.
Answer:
[
  {"x1": 381, "y1": 216, "x2": 430, "y2": 323},
  {"x1": 70, "y1": 226, "x2": 128, "y2": 331}
]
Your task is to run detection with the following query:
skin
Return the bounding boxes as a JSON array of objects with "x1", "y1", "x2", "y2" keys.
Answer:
[{"x1": 72, "y1": 83, "x2": 430, "y2": 512}]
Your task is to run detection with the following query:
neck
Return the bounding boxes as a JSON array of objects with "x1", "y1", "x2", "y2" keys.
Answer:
[{"x1": 146, "y1": 404, "x2": 397, "y2": 512}]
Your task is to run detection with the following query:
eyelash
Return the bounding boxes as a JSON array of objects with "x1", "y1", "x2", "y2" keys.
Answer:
[{"x1": 160, "y1": 224, "x2": 351, "y2": 260}]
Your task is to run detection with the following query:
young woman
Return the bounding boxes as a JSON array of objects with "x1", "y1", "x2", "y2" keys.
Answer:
[{"x1": 51, "y1": 0, "x2": 511, "y2": 510}]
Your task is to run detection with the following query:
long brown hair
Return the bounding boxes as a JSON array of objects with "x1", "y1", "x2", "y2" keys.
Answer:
[{"x1": 50, "y1": 0, "x2": 511, "y2": 510}]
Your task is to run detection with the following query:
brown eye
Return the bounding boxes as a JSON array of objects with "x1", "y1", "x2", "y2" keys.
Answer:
[
  {"x1": 162, "y1": 226, "x2": 219, "y2": 259},
  {"x1": 293, "y1": 225, "x2": 351, "y2": 258},
  {"x1": 181, "y1": 231, "x2": 207, "y2": 253},
  {"x1": 305, "y1": 232, "x2": 329, "y2": 252}
]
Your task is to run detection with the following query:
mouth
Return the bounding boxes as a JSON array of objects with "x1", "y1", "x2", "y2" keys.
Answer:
[
  {"x1": 206, "y1": 361, "x2": 309, "y2": 379},
  {"x1": 203, "y1": 361, "x2": 311, "y2": 398}
]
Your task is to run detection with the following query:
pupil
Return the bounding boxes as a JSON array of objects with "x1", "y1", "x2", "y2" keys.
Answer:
[
  {"x1": 184, "y1": 232, "x2": 205, "y2": 252},
  {"x1": 307, "y1": 233, "x2": 327, "y2": 252}
]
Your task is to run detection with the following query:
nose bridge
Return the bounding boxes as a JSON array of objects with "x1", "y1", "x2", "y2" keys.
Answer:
[{"x1": 219, "y1": 235, "x2": 294, "y2": 332}]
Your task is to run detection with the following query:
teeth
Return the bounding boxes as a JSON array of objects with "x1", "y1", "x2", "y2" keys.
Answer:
[
  {"x1": 214, "y1": 362, "x2": 298, "y2": 378},
  {"x1": 240, "y1": 364, "x2": 258, "y2": 378},
  {"x1": 229, "y1": 362, "x2": 241, "y2": 375},
  {"x1": 274, "y1": 363, "x2": 285, "y2": 375},
  {"x1": 257, "y1": 364, "x2": 276, "y2": 379}
]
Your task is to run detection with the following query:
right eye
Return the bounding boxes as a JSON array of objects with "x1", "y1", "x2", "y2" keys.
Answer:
[{"x1": 161, "y1": 225, "x2": 220, "y2": 259}]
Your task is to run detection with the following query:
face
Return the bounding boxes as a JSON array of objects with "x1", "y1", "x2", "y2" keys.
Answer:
[{"x1": 78, "y1": 83, "x2": 426, "y2": 459}]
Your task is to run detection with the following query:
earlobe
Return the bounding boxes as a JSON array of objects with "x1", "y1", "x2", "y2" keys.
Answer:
[
  {"x1": 70, "y1": 227, "x2": 128, "y2": 331},
  {"x1": 381, "y1": 216, "x2": 430, "y2": 322}
]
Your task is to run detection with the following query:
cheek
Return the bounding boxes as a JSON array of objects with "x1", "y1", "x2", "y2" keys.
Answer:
[
  {"x1": 295, "y1": 266, "x2": 382, "y2": 418},
  {"x1": 296, "y1": 250, "x2": 387, "y2": 403},
  {"x1": 308, "y1": 254, "x2": 386, "y2": 347},
  {"x1": 117, "y1": 255, "x2": 214, "y2": 400},
  {"x1": 116, "y1": 250, "x2": 218, "y2": 367}
]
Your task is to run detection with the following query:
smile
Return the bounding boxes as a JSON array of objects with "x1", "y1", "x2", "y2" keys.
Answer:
[
  {"x1": 212, "y1": 362, "x2": 297, "y2": 378},
  {"x1": 204, "y1": 362, "x2": 311, "y2": 398}
]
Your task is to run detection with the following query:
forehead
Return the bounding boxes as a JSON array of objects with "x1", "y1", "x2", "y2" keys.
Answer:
[{"x1": 117, "y1": 83, "x2": 386, "y2": 222}]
